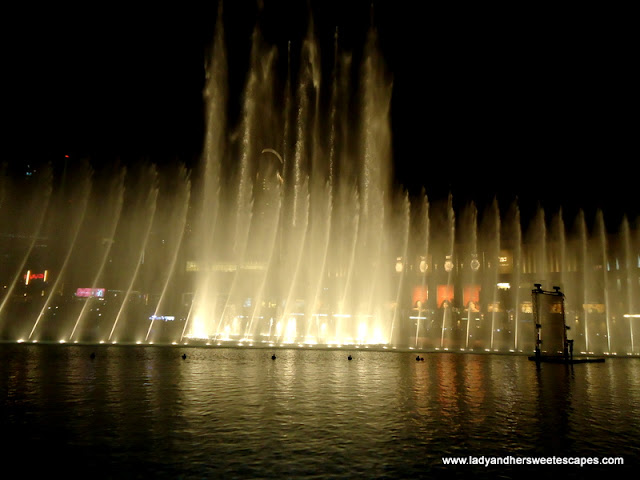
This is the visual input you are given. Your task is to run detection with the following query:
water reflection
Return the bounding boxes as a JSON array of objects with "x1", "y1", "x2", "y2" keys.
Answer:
[
  {"x1": 0, "y1": 345, "x2": 638, "y2": 478},
  {"x1": 462, "y1": 357, "x2": 486, "y2": 424},
  {"x1": 534, "y1": 362, "x2": 575, "y2": 455},
  {"x1": 409, "y1": 357, "x2": 433, "y2": 417},
  {"x1": 436, "y1": 355, "x2": 461, "y2": 422}
]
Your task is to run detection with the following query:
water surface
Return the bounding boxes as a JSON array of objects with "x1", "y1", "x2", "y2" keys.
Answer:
[{"x1": 1, "y1": 345, "x2": 638, "y2": 478}]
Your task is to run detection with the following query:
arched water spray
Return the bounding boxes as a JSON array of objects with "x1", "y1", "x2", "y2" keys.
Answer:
[
  {"x1": 69, "y1": 168, "x2": 126, "y2": 341},
  {"x1": 305, "y1": 180, "x2": 332, "y2": 343},
  {"x1": 29, "y1": 164, "x2": 93, "y2": 340},
  {"x1": 243, "y1": 182, "x2": 282, "y2": 340},
  {"x1": 146, "y1": 166, "x2": 191, "y2": 342},
  {"x1": 2, "y1": 7, "x2": 639, "y2": 354},
  {"x1": 0, "y1": 166, "x2": 53, "y2": 329},
  {"x1": 109, "y1": 192, "x2": 158, "y2": 341},
  {"x1": 278, "y1": 188, "x2": 310, "y2": 344},
  {"x1": 108, "y1": 166, "x2": 159, "y2": 341}
]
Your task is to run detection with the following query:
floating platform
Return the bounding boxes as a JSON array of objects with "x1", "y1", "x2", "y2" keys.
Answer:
[{"x1": 528, "y1": 355, "x2": 605, "y2": 364}]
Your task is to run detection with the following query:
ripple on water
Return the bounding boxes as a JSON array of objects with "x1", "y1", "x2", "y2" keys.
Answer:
[{"x1": 1, "y1": 345, "x2": 639, "y2": 478}]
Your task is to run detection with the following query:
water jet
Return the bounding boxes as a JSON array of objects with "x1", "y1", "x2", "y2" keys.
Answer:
[{"x1": 0, "y1": 10, "x2": 637, "y2": 357}]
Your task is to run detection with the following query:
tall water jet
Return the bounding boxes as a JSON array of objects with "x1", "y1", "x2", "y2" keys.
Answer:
[
  {"x1": 551, "y1": 209, "x2": 567, "y2": 286},
  {"x1": 459, "y1": 200, "x2": 478, "y2": 351},
  {"x1": 531, "y1": 207, "x2": 548, "y2": 286},
  {"x1": 412, "y1": 192, "x2": 430, "y2": 348},
  {"x1": 486, "y1": 198, "x2": 502, "y2": 351},
  {"x1": 358, "y1": 20, "x2": 392, "y2": 344},
  {"x1": 389, "y1": 193, "x2": 410, "y2": 344},
  {"x1": 549, "y1": 209, "x2": 567, "y2": 336},
  {"x1": 621, "y1": 216, "x2": 637, "y2": 354},
  {"x1": 301, "y1": 32, "x2": 333, "y2": 343},
  {"x1": 578, "y1": 209, "x2": 591, "y2": 353},
  {"x1": 595, "y1": 210, "x2": 612, "y2": 353},
  {"x1": 503, "y1": 200, "x2": 523, "y2": 351},
  {"x1": 214, "y1": 27, "x2": 279, "y2": 340},
  {"x1": 0, "y1": 6, "x2": 638, "y2": 355},
  {"x1": 440, "y1": 194, "x2": 455, "y2": 349},
  {"x1": 271, "y1": 17, "x2": 321, "y2": 344},
  {"x1": 243, "y1": 176, "x2": 282, "y2": 341},
  {"x1": 328, "y1": 44, "x2": 354, "y2": 338},
  {"x1": 335, "y1": 190, "x2": 360, "y2": 342},
  {"x1": 475, "y1": 197, "x2": 500, "y2": 351},
  {"x1": 187, "y1": 4, "x2": 227, "y2": 340}
]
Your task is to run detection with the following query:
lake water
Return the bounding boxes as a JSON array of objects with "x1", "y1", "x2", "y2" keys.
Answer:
[{"x1": 1, "y1": 344, "x2": 638, "y2": 478}]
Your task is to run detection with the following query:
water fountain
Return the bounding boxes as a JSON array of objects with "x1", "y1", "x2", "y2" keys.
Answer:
[{"x1": 1, "y1": 9, "x2": 638, "y2": 356}]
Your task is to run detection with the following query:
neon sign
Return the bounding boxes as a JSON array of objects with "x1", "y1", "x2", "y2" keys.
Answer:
[
  {"x1": 75, "y1": 288, "x2": 106, "y2": 298},
  {"x1": 24, "y1": 270, "x2": 48, "y2": 285}
]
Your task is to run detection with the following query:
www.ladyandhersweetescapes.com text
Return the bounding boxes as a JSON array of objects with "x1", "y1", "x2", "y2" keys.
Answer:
[{"x1": 442, "y1": 455, "x2": 624, "y2": 467}]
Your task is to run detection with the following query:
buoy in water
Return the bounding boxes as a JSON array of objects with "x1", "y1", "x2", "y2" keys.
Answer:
[
  {"x1": 271, "y1": 354, "x2": 276, "y2": 360},
  {"x1": 348, "y1": 355, "x2": 352, "y2": 360}
]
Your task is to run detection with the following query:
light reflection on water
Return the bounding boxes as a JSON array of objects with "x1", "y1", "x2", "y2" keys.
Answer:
[{"x1": 1, "y1": 344, "x2": 638, "y2": 478}]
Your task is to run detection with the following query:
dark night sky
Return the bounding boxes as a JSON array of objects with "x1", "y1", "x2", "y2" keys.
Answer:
[{"x1": 5, "y1": 1, "x2": 637, "y2": 226}]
